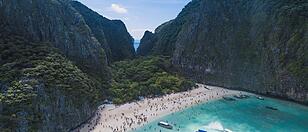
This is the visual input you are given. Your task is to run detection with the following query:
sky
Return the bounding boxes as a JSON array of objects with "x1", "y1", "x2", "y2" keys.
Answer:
[{"x1": 77, "y1": 0, "x2": 191, "y2": 40}]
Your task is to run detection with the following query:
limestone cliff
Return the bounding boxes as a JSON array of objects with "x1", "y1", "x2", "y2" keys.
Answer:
[
  {"x1": 71, "y1": 1, "x2": 135, "y2": 62},
  {"x1": 0, "y1": 0, "x2": 133, "y2": 131},
  {"x1": 139, "y1": 0, "x2": 308, "y2": 104},
  {"x1": 137, "y1": 31, "x2": 156, "y2": 56},
  {"x1": 0, "y1": 34, "x2": 104, "y2": 131},
  {"x1": 0, "y1": 0, "x2": 109, "y2": 79}
]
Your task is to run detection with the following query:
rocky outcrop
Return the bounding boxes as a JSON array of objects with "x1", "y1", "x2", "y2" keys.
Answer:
[
  {"x1": 138, "y1": 20, "x2": 181, "y2": 56},
  {"x1": 139, "y1": 0, "x2": 308, "y2": 104},
  {"x1": 0, "y1": 34, "x2": 104, "y2": 131},
  {"x1": 0, "y1": 0, "x2": 133, "y2": 131},
  {"x1": 137, "y1": 31, "x2": 156, "y2": 56},
  {"x1": 0, "y1": 0, "x2": 111, "y2": 79},
  {"x1": 71, "y1": 1, "x2": 135, "y2": 62}
]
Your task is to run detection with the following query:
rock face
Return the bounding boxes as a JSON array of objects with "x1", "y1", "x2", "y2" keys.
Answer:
[
  {"x1": 138, "y1": 0, "x2": 308, "y2": 104},
  {"x1": 0, "y1": 0, "x2": 109, "y2": 78},
  {"x1": 137, "y1": 31, "x2": 156, "y2": 56},
  {"x1": 71, "y1": 1, "x2": 135, "y2": 62},
  {"x1": 0, "y1": 0, "x2": 133, "y2": 131},
  {"x1": 0, "y1": 34, "x2": 103, "y2": 131}
]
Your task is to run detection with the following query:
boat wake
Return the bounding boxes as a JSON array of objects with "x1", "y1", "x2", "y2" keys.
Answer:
[{"x1": 203, "y1": 121, "x2": 232, "y2": 132}]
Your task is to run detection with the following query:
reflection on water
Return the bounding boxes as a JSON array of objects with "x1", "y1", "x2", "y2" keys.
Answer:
[{"x1": 134, "y1": 96, "x2": 308, "y2": 132}]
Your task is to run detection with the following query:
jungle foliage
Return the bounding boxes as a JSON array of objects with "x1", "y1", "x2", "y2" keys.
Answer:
[{"x1": 109, "y1": 56, "x2": 195, "y2": 104}]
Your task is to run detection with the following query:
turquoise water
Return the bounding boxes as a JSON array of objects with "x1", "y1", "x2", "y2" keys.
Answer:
[
  {"x1": 134, "y1": 40, "x2": 140, "y2": 51},
  {"x1": 134, "y1": 96, "x2": 308, "y2": 132}
]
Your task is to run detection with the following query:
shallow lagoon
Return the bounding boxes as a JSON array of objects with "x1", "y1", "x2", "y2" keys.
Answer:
[{"x1": 134, "y1": 96, "x2": 308, "y2": 132}]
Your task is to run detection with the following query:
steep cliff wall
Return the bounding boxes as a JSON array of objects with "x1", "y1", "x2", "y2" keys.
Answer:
[
  {"x1": 0, "y1": 0, "x2": 134, "y2": 131},
  {"x1": 71, "y1": 1, "x2": 135, "y2": 62},
  {"x1": 0, "y1": 0, "x2": 109, "y2": 78},
  {"x1": 137, "y1": 31, "x2": 156, "y2": 56},
  {"x1": 139, "y1": 0, "x2": 308, "y2": 104},
  {"x1": 0, "y1": 34, "x2": 104, "y2": 131}
]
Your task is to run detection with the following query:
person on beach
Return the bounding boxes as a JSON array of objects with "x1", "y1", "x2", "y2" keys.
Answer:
[{"x1": 77, "y1": 85, "x2": 239, "y2": 132}]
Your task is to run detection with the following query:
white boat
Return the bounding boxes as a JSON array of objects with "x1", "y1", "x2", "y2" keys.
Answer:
[
  {"x1": 158, "y1": 121, "x2": 173, "y2": 129},
  {"x1": 196, "y1": 129, "x2": 207, "y2": 132},
  {"x1": 256, "y1": 96, "x2": 264, "y2": 100},
  {"x1": 197, "y1": 128, "x2": 232, "y2": 132},
  {"x1": 234, "y1": 94, "x2": 249, "y2": 99},
  {"x1": 224, "y1": 128, "x2": 233, "y2": 132}
]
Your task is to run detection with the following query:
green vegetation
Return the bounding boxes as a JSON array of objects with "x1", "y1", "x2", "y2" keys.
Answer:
[
  {"x1": 0, "y1": 35, "x2": 104, "y2": 131},
  {"x1": 0, "y1": 81, "x2": 37, "y2": 105},
  {"x1": 137, "y1": 0, "x2": 308, "y2": 104},
  {"x1": 109, "y1": 56, "x2": 195, "y2": 104},
  {"x1": 0, "y1": 34, "x2": 195, "y2": 131},
  {"x1": 0, "y1": 35, "x2": 103, "y2": 104}
]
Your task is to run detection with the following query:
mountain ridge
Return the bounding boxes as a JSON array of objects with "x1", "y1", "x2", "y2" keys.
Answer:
[
  {"x1": 71, "y1": 1, "x2": 136, "y2": 62},
  {"x1": 138, "y1": 0, "x2": 308, "y2": 104},
  {"x1": 0, "y1": 0, "x2": 134, "y2": 131}
]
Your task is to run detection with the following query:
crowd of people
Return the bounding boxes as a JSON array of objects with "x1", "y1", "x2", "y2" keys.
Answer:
[{"x1": 76, "y1": 85, "x2": 238, "y2": 132}]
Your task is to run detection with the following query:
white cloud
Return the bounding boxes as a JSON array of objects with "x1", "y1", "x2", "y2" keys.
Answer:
[{"x1": 111, "y1": 4, "x2": 127, "y2": 14}]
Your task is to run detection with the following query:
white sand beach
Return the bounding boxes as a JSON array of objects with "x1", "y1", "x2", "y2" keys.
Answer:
[{"x1": 75, "y1": 84, "x2": 245, "y2": 132}]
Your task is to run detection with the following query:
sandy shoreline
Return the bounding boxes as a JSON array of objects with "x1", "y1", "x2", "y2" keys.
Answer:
[{"x1": 75, "y1": 84, "x2": 245, "y2": 132}]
